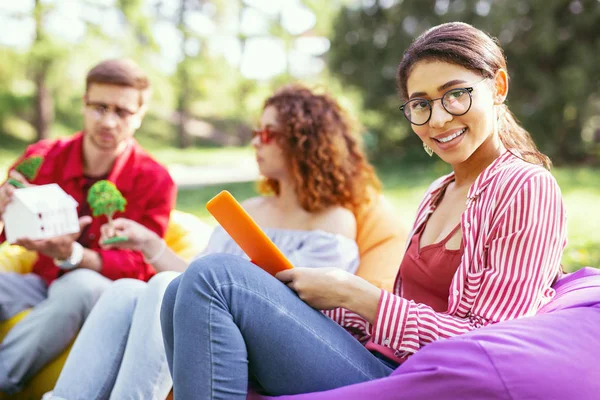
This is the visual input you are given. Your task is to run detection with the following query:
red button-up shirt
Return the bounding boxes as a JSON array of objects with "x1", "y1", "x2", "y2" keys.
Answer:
[
  {"x1": 325, "y1": 151, "x2": 567, "y2": 361},
  {"x1": 1, "y1": 132, "x2": 176, "y2": 285}
]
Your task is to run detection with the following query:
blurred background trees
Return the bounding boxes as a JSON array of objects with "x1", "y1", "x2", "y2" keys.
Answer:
[
  {"x1": 329, "y1": 0, "x2": 600, "y2": 163},
  {"x1": 0, "y1": 0, "x2": 599, "y2": 163}
]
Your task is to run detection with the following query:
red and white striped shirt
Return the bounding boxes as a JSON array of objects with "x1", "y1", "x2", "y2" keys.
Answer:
[{"x1": 324, "y1": 151, "x2": 567, "y2": 359}]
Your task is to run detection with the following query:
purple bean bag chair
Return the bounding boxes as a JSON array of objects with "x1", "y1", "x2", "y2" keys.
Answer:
[{"x1": 250, "y1": 267, "x2": 600, "y2": 400}]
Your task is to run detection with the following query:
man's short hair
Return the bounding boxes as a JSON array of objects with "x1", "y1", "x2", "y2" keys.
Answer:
[{"x1": 86, "y1": 59, "x2": 151, "y2": 106}]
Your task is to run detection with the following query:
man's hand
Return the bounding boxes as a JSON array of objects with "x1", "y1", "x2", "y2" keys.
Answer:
[
  {"x1": 1, "y1": 170, "x2": 33, "y2": 217},
  {"x1": 15, "y1": 216, "x2": 92, "y2": 259}
]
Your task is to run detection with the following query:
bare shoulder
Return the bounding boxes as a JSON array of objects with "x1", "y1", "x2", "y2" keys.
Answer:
[
  {"x1": 240, "y1": 196, "x2": 271, "y2": 218},
  {"x1": 310, "y1": 206, "x2": 357, "y2": 240}
]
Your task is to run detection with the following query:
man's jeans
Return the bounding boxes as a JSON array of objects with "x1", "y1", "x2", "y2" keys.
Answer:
[{"x1": 0, "y1": 269, "x2": 111, "y2": 393}]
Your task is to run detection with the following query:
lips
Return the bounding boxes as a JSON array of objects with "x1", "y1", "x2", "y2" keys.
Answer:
[{"x1": 433, "y1": 128, "x2": 466, "y2": 144}]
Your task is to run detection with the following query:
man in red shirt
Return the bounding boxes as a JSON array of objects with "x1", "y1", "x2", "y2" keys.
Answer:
[{"x1": 0, "y1": 59, "x2": 176, "y2": 394}]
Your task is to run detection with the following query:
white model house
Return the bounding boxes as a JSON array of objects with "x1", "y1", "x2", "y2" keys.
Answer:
[{"x1": 3, "y1": 183, "x2": 80, "y2": 244}]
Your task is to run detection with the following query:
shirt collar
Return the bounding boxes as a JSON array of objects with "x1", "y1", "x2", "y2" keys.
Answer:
[
  {"x1": 466, "y1": 150, "x2": 514, "y2": 203},
  {"x1": 62, "y1": 132, "x2": 85, "y2": 181},
  {"x1": 62, "y1": 132, "x2": 136, "y2": 192}
]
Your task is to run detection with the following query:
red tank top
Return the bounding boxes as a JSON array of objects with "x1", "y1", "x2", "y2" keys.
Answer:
[{"x1": 399, "y1": 221, "x2": 464, "y2": 312}]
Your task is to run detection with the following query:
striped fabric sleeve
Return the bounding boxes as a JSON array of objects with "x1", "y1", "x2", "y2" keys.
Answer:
[
  {"x1": 371, "y1": 172, "x2": 566, "y2": 357},
  {"x1": 321, "y1": 308, "x2": 372, "y2": 342}
]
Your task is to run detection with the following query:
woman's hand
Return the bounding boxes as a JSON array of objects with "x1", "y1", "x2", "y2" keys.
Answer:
[
  {"x1": 276, "y1": 267, "x2": 382, "y2": 322},
  {"x1": 275, "y1": 267, "x2": 357, "y2": 310},
  {"x1": 100, "y1": 218, "x2": 160, "y2": 256}
]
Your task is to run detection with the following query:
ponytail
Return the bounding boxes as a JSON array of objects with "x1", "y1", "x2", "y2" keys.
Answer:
[{"x1": 497, "y1": 104, "x2": 552, "y2": 170}]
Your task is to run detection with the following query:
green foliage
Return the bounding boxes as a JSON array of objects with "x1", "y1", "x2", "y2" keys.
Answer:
[
  {"x1": 328, "y1": 0, "x2": 600, "y2": 162},
  {"x1": 87, "y1": 180, "x2": 127, "y2": 219},
  {"x1": 15, "y1": 156, "x2": 43, "y2": 181}
]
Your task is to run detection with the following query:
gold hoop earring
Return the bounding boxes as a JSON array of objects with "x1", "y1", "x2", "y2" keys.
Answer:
[{"x1": 423, "y1": 142, "x2": 434, "y2": 157}]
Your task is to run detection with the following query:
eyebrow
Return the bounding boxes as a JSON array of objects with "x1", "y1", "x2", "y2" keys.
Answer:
[
  {"x1": 87, "y1": 101, "x2": 136, "y2": 114},
  {"x1": 409, "y1": 79, "x2": 469, "y2": 99}
]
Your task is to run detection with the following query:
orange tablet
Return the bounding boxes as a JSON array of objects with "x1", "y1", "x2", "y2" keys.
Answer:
[{"x1": 206, "y1": 190, "x2": 294, "y2": 275}]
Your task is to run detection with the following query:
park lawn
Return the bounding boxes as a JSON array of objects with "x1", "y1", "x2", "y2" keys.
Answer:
[{"x1": 176, "y1": 161, "x2": 600, "y2": 273}]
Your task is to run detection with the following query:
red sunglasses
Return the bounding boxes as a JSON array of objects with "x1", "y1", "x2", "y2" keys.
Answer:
[{"x1": 251, "y1": 127, "x2": 278, "y2": 144}]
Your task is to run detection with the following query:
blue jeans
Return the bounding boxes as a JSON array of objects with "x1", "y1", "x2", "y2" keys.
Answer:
[
  {"x1": 0, "y1": 269, "x2": 111, "y2": 394},
  {"x1": 160, "y1": 253, "x2": 394, "y2": 400},
  {"x1": 52, "y1": 272, "x2": 179, "y2": 400}
]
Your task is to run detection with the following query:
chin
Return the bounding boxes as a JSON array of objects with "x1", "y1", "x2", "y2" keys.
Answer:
[{"x1": 438, "y1": 150, "x2": 470, "y2": 166}]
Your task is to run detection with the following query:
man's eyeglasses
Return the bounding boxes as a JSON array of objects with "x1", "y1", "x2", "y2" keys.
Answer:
[
  {"x1": 399, "y1": 79, "x2": 486, "y2": 126},
  {"x1": 86, "y1": 102, "x2": 138, "y2": 122},
  {"x1": 252, "y1": 127, "x2": 278, "y2": 144}
]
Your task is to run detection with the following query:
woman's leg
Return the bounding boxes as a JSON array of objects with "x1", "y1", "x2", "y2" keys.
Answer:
[
  {"x1": 160, "y1": 274, "x2": 179, "y2": 377},
  {"x1": 109, "y1": 271, "x2": 180, "y2": 400},
  {"x1": 52, "y1": 279, "x2": 147, "y2": 400},
  {"x1": 161, "y1": 254, "x2": 393, "y2": 400}
]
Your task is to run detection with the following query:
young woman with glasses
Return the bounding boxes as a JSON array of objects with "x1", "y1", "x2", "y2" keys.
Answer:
[
  {"x1": 46, "y1": 85, "x2": 381, "y2": 400},
  {"x1": 159, "y1": 22, "x2": 567, "y2": 399}
]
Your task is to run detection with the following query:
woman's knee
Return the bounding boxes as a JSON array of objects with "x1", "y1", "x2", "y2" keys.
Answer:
[
  {"x1": 105, "y1": 279, "x2": 148, "y2": 303},
  {"x1": 184, "y1": 253, "x2": 252, "y2": 285},
  {"x1": 146, "y1": 271, "x2": 181, "y2": 297},
  {"x1": 161, "y1": 274, "x2": 182, "y2": 320},
  {"x1": 85, "y1": 279, "x2": 147, "y2": 317},
  {"x1": 129, "y1": 272, "x2": 181, "y2": 319}
]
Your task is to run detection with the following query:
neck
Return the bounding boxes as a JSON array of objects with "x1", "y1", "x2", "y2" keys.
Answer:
[
  {"x1": 274, "y1": 177, "x2": 303, "y2": 213},
  {"x1": 82, "y1": 136, "x2": 127, "y2": 177},
  {"x1": 452, "y1": 133, "x2": 505, "y2": 188}
]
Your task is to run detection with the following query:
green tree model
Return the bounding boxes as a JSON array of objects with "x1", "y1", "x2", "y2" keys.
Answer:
[
  {"x1": 87, "y1": 180, "x2": 128, "y2": 244},
  {"x1": 8, "y1": 155, "x2": 44, "y2": 188}
]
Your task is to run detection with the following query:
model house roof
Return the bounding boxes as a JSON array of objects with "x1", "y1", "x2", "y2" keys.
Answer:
[{"x1": 12, "y1": 183, "x2": 78, "y2": 213}]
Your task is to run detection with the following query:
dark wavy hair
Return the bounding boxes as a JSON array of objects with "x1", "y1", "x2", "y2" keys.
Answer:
[
  {"x1": 258, "y1": 84, "x2": 381, "y2": 212},
  {"x1": 397, "y1": 22, "x2": 551, "y2": 169}
]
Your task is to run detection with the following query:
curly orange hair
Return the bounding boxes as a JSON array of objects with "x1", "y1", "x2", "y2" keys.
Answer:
[{"x1": 258, "y1": 84, "x2": 381, "y2": 212}]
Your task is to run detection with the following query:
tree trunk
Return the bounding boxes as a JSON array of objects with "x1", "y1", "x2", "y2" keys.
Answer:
[
  {"x1": 34, "y1": 67, "x2": 53, "y2": 141},
  {"x1": 176, "y1": 0, "x2": 191, "y2": 149},
  {"x1": 33, "y1": 0, "x2": 52, "y2": 141}
]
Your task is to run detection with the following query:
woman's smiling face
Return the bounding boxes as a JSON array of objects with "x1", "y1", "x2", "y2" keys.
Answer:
[{"x1": 406, "y1": 60, "x2": 499, "y2": 166}]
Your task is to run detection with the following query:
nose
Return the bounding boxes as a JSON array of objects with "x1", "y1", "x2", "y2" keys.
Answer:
[
  {"x1": 99, "y1": 111, "x2": 119, "y2": 128},
  {"x1": 250, "y1": 133, "x2": 261, "y2": 149},
  {"x1": 428, "y1": 100, "x2": 453, "y2": 129}
]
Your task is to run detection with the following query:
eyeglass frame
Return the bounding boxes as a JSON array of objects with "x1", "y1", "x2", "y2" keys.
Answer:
[
  {"x1": 85, "y1": 101, "x2": 140, "y2": 122},
  {"x1": 251, "y1": 126, "x2": 279, "y2": 144},
  {"x1": 399, "y1": 78, "x2": 487, "y2": 126}
]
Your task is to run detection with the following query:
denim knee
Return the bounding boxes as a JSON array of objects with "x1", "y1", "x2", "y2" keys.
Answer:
[
  {"x1": 146, "y1": 271, "x2": 180, "y2": 299},
  {"x1": 102, "y1": 279, "x2": 147, "y2": 307},
  {"x1": 160, "y1": 275, "x2": 181, "y2": 325},
  {"x1": 49, "y1": 269, "x2": 111, "y2": 301},
  {"x1": 183, "y1": 253, "x2": 251, "y2": 287}
]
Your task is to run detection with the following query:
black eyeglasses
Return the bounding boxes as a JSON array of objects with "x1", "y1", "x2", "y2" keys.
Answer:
[{"x1": 400, "y1": 79, "x2": 486, "y2": 126}]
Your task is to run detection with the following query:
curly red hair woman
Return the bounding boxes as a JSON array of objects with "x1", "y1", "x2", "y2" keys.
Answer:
[{"x1": 257, "y1": 84, "x2": 381, "y2": 213}]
